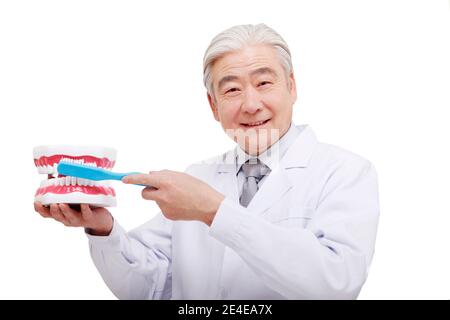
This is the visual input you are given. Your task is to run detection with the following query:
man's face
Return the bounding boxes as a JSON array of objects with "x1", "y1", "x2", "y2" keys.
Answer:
[{"x1": 208, "y1": 44, "x2": 297, "y2": 155}]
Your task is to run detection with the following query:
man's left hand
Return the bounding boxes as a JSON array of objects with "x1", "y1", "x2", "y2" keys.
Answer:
[{"x1": 122, "y1": 170, "x2": 225, "y2": 226}]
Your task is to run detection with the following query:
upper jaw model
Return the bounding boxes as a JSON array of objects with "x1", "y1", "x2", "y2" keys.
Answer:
[{"x1": 33, "y1": 145, "x2": 117, "y2": 207}]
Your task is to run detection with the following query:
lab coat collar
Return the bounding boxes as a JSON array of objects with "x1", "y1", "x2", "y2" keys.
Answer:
[
  {"x1": 216, "y1": 124, "x2": 318, "y2": 213},
  {"x1": 218, "y1": 124, "x2": 317, "y2": 173},
  {"x1": 282, "y1": 124, "x2": 318, "y2": 169},
  {"x1": 234, "y1": 122, "x2": 301, "y2": 174}
]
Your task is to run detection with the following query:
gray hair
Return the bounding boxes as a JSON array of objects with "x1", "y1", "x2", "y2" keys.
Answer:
[{"x1": 203, "y1": 23, "x2": 293, "y2": 98}]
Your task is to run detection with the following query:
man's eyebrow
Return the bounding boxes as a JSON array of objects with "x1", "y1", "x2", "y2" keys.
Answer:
[
  {"x1": 249, "y1": 67, "x2": 278, "y2": 78},
  {"x1": 217, "y1": 75, "x2": 239, "y2": 91}
]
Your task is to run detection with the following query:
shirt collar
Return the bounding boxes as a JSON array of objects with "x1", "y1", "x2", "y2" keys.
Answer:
[{"x1": 235, "y1": 122, "x2": 302, "y2": 174}]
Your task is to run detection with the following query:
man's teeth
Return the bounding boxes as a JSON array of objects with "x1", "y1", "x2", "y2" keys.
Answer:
[
  {"x1": 40, "y1": 177, "x2": 106, "y2": 187},
  {"x1": 244, "y1": 120, "x2": 267, "y2": 126}
]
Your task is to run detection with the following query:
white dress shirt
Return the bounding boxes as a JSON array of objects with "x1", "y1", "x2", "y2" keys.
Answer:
[
  {"x1": 236, "y1": 122, "x2": 302, "y2": 194},
  {"x1": 87, "y1": 124, "x2": 380, "y2": 299}
]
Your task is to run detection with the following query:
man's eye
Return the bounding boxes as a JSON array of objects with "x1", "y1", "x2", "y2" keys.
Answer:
[
  {"x1": 225, "y1": 88, "x2": 239, "y2": 94},
  {"x1": 258, "y1": 81, "x2": 272, "y2": 86}
]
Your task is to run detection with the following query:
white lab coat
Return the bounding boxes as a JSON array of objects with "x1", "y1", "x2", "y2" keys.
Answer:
[{"x1": 87, "y1": 124, "x2": 379, "y2": 299}]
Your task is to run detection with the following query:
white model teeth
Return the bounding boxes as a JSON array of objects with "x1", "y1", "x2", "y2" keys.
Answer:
[
  {"x1": 85, "y1": 162, "x2": 98, "y2": 167},
  {"x1": 37, "y1": 165, "x2": 53, "y2": 174},
  {"x1": 40, "y1": 177, "x2": 105, "y2": 187},
  {"x1": 36, "y1": 161, "x2": 106, "y2": 175},
  {"x1": 58, "y1": 160, "x2": 101, "y2": 168},
  {"x1": 52, "y1": 163, "x2": 58, "y2": 177},
  {"x1": 61, "y1": 157, "x2": 84, "y2": 164},
  {"x1": 61, "y1": 158, "x2": 85, "y2": 165}
]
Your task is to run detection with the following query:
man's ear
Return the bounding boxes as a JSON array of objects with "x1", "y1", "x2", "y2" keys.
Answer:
[
  {"x1": 208, "y1": 93, "x2": 220, "y2": 122},
  {"x1": 288, "y1": 72, "x2": 297, "y2": 104}
]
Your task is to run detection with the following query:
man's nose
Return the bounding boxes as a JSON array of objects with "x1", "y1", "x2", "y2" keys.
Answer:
[{"x1": 241, "y1": 87, "x2": 263, "y2": 114}]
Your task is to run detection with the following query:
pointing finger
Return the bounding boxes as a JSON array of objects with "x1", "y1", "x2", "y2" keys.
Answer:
[{"x1": 122, "y1": 173, "x2": 160, "y2": 188}]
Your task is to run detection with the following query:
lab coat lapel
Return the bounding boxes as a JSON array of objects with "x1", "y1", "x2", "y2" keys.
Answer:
[
  {"x1": 214, "y1": 125, "x2": 318, "y2": 214},
  {"x1": 246, "y1": 164, "x2": 293, "y2": 214},
  {"x1": 246, "y1": 125, "x2": 318, "y2": 214}
]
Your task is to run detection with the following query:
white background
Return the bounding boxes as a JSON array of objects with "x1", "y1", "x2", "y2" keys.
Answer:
[{"x1": 0, "y1": 0, "x2": 449, "y2": 299}]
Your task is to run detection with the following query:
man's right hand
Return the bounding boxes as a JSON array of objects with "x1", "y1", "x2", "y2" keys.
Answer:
[{"x1": 34, "y1": 202, "x2": 113, "y2": 236}]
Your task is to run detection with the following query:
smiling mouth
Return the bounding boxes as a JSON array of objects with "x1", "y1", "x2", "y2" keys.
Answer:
[{"x1": 241, "y1": 119, "x2": 271, "y2": 128}]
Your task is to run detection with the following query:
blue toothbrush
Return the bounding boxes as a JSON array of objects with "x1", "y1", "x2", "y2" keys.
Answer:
[{"x1": 57, "y1": 162, "x2": 147, "y2": 186}]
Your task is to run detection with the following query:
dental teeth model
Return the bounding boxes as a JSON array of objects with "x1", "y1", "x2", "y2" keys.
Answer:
[{"x1": 33, "y1": 145, "x2": 117, "y2": 207}]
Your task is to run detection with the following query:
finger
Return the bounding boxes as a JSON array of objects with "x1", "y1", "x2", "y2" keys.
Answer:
[
  {"x1": 141, "y1": 186, "x2": 161, "y2": 201},
  {"x1": 80, "y1": 204, "x2": 94, "y2": 222},
  {"x1": 59, "y1": 203, "x2": 81, "y2": 226},
  {"x1": 50, "y1": 204, "x2": 69, "y2": 226},
  {"x1": 34, "y1": 202, "x2": 51, "y2": 218},
  {"x1": 122, "y1": 173, "x2": 161, "y2": 188}
]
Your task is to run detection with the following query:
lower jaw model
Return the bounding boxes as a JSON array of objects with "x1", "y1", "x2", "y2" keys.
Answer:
[{"x1": 33, "y1": 145, "x2": 117, "y2": 207}]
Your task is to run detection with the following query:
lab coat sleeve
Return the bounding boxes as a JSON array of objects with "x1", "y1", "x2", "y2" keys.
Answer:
[
  {"x1": 209, "y1": 160, "x2": 379, "y2": 299},
  {"x1": 86, "y1": 213, "x2": 172, "y2": 300}
]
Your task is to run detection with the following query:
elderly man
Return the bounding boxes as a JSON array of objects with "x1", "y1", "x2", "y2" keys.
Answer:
[{"x1": 34, "y1": 24, "x2": 379, "y2": 299}]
